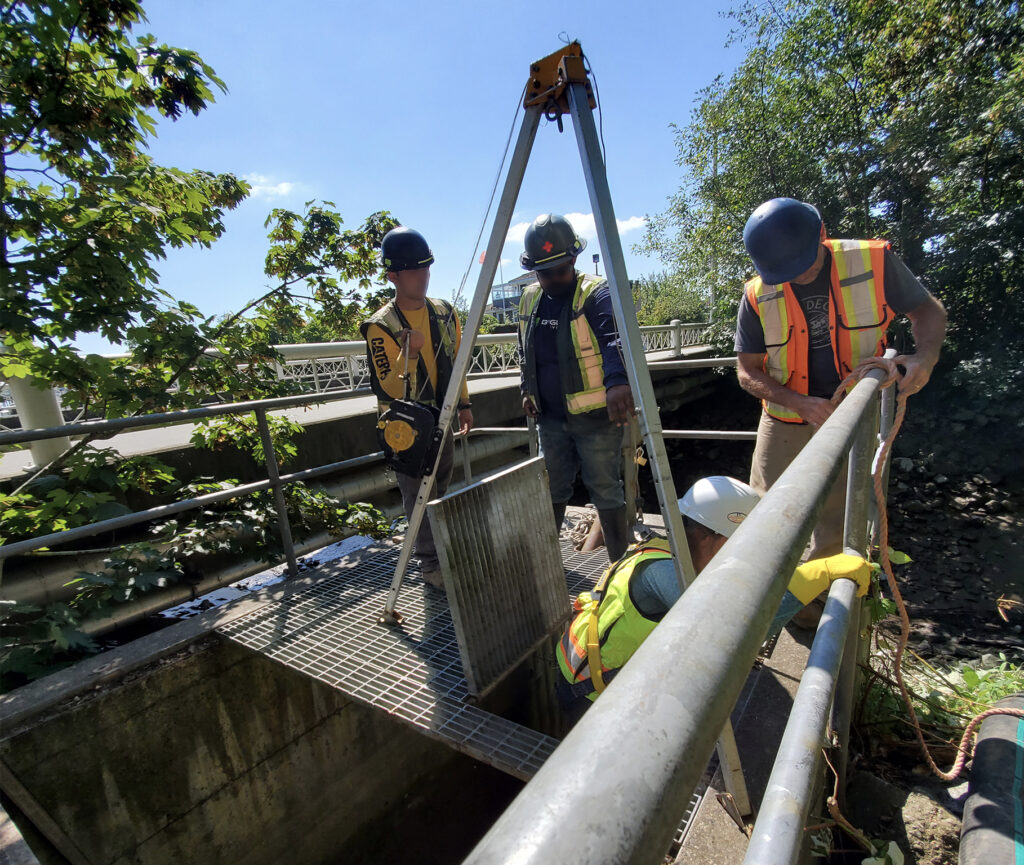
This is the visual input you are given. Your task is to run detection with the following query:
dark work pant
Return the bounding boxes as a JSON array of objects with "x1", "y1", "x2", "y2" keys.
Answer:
[{"x1": 395, "y1": 432, "x2": 454, "y2": 571}]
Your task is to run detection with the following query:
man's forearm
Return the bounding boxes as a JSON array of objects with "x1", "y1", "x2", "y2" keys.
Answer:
[
  {"x1": 737, "y1": 359, "x2": 804, "y2": 412},
  {"x1": 907, "y1": 294, "x2": 947, "y2": 364}
]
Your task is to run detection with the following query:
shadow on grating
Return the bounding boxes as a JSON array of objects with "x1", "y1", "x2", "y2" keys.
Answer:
[{"x1": 218, "y1": 535, "x2": 708, "y2": 841}]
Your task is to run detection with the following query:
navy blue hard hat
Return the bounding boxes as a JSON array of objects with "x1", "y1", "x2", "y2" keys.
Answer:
[
  {"x1": 742, "y1": 198, "x2": 823, "y2": 284},
  {"x1": 381, "y1": 227, "x2": 434, "y2": 272}
]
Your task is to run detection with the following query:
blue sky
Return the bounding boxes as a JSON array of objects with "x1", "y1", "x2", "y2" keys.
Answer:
[{"x1": 78, "y1": 0, "x2": 744, "y2": 353}]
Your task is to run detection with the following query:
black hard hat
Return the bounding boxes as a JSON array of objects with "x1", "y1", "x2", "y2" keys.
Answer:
[
  {"x1": 743, "y1": 198, "x2": 823, "y2": 284},
  {"x1": 520, "y1": 214, "x2": 586, "y2": 271},
  {"x1": 381, "y1": 227, "x2": 434, "y2": 272}
]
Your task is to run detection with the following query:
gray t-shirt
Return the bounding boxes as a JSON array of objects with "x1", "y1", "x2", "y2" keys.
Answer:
[{"x1": 734, "y1": 247, "x2": 930, "y2": 398}]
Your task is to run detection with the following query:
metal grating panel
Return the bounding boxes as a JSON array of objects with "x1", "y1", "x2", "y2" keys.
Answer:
[
  {"x1": 429, "y1": 457, "x2": 570, "y2": 696},
  {"x1": 218, "y1": 546, "x2": 558, "y2": 780}
]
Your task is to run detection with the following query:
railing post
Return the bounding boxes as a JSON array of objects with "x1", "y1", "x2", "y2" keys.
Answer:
[
  {"x1": 254, "y1": 407, "x2": 299, "y2": 579},
  {"x1": 872, "y1": 383, "x2": 896, "y2": 547},
  {"x1": 670, "y1": 319, "x2": 682, "y2": 357},
  {"x1": 832, "y1": 394, "x2": 878, "y2": 809},
  {"x1": 527, "y1": 416, "x2": 539, "y2": 458},
  {"x1": 622, "y1": 417, "x2": 641, "y2": 531}
]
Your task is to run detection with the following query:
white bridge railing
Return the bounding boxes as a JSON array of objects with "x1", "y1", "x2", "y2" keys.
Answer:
[
  {"x1": 0, "y1": 321, "x2": 709, "y2": 436},
  {"x1": 273, "y1": 320, "x2": 707, "y2": 394}
]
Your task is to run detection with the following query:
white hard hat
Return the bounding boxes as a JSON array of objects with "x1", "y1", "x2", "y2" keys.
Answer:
[{"x1": 678, "y1": 476, "x2": 760, "y2": 538}]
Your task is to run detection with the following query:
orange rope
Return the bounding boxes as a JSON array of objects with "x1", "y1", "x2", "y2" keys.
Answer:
[{"x1": 833, "y1": 358, "x2": 1024, "y2": 782}]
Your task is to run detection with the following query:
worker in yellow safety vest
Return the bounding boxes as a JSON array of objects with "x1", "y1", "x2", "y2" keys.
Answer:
[
  {"x1": 735, "y1": 199, "x2": 946, "y2": 623},
  {"x1": 517, "y1": 214, "x2": 635, "y2": 563},
  {"x1": 360, "y1": 227, "x2": 473, "y2": 588},
  {"x1": 555, "y1": 476, "x2": 872, "y2": 723}
]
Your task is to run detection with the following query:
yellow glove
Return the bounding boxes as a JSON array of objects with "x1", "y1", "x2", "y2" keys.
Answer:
[{"x1": 786, "y1": 553, "x2": 872, "y2": 605}]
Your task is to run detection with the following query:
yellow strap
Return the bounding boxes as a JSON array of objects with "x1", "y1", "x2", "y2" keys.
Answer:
[{"x1": 586, "y1": 604, "x2": 606, "y2": 694}]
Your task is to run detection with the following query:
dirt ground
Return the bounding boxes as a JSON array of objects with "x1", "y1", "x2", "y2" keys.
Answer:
[
  {"x1": 851, "y1": 360, "x2": 1022, "y2": 865},
  {"x1": 651, "y1": 362, "x2": 1023, "y2": 865}
]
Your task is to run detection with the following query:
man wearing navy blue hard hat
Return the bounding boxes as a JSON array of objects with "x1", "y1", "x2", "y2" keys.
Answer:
[{"x1": 734, "y1": 199, "x2": 946, "y2": 620}]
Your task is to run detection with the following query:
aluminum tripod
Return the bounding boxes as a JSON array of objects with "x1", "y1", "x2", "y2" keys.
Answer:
[{"x1": 378, "y1": 44, "x2": 750, "y2": 818}]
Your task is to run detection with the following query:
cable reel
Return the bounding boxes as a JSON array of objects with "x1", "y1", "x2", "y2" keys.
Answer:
[{"x1": 377, "y1": 399, "x2": 442, "y2": 477}]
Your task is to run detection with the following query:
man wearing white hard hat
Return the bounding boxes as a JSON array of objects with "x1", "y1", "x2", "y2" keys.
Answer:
[{"x1": 555, "y1": 476, "x2": 872, "y2": 719}]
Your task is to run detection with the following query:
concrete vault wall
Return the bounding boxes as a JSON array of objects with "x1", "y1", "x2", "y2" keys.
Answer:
[{"x1": 1, "y1": 636, "x2": 462, "y2": 865}]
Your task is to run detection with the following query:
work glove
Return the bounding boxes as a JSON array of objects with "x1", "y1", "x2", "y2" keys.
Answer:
[{"x1": 786, "y1": 553, "x2": 872, "y2": 606}]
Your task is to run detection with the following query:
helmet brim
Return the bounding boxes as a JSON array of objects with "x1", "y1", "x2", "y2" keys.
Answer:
[
  {"x1": 755, "y1": 240, "x2": 820, "y2": 286},
  {"x1": 385, "y1": 255, "x2": 434, "y2": 273},
  {"x1": 520, "y1": 237, "x2": 586, "y2": 271}
]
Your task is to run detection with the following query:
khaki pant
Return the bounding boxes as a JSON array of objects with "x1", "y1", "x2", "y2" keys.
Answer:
[{"x1": 749, "y1": 410, "x2": 847, "y2": 562}]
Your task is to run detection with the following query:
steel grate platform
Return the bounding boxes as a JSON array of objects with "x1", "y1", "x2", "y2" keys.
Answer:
[{"x1": 217, "y1": 528, "x2": 708, "y2": 842}]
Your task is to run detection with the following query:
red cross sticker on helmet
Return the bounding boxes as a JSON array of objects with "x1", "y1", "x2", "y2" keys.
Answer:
[{"x1": 541, "y1": 241, "x2": 554, "y2": 253}]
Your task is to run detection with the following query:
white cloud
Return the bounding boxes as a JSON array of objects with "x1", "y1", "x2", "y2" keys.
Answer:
[
  {"x1": 504, "y1": 212, "x2": 646, "y2": 246},
  {"x1": 243, "y1": 173, "x2": 295, "y2": 199},
  {"x1": 506, "y1": 221, "x2": 531, "y2": 245}
]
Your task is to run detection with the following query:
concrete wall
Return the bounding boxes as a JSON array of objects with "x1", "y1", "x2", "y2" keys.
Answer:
[{"x1": 0, "y1": 633, "x2": 490, "y2": 865}]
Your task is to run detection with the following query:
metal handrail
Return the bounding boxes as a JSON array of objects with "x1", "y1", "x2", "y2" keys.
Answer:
[
  {"x1": 744, "y1": 355, "x2": 893, "y2": 864},
  {"x1": 461, "y1": 364, "x2": 891, "y2": 865},
  {"x1": 0, "y1": 394, "x2": 541, "y2": 566},
  {"x1": 0, "y1": 387, "x2": 363, "y2": 447}
]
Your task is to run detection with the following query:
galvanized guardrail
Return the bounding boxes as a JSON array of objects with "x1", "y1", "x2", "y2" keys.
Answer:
[
  {"x1": 1, "y1": 355, "x2": 744, "y2": 628},
  {"x1": 0, "y1": 393, "x2": 535, "y2": 566},
  {"x1": 0, "y1": 322, "x2": 708, "y2": 456},
  {"x1": 270, "y1": 321, "x2": 707, "y2": 393},
  {"x1": 0, "y1": 389, "x2": 535, "y2": 633},
  {"x1": 461, "y1": 359, "x2": 896, "y2": 865},
  {"x1": 2, "y1": 352, "x2": 891, "y2": 863}
]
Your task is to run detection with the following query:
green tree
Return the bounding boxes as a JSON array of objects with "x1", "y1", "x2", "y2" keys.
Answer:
[
  {"x1": 260, "y1": 201, "x2": 397, "y2": 342},
  {"x1": 632, "y1": 271, "x2": 710, "y2": 326},
  {"x1": 1, "y1": 1, "x2": 398, "y2": 420},
  {"x1": 641, "y1": 0, "x2": 1024, "y2": 355},
  {"x1": 0, "y1": 0, "x2": 260, "y2": 415},
  {"x1": 0, "y1": 2, "x2": 402, "y2": 685}
]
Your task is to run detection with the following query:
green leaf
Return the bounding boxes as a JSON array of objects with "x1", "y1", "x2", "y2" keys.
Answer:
[
  {"x1": 90, "y1": 501, "x2": 133, "y2": 522},
  {"x1": 962, "y1": 666, "x2": 980, "y2": 690}
]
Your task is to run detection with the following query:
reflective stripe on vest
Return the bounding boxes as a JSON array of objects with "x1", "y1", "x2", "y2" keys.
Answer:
[
  {"x1": 745, "y1": 239, "x2": 892, "y2": 423},
  {"x1": 518, "y1": 273, "x2": 609, "y2": 415},
  {"x1": 360, "y1": 297, "x2": 458, "y2": 412},
  {"x1": 556, "y1": 538, "x2": 673, "y2": 701}
]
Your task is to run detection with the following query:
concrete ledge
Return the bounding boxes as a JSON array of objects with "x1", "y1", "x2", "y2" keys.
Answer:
[{"x1": 0, "y1": 540, "x2": 484, "y2": 865}]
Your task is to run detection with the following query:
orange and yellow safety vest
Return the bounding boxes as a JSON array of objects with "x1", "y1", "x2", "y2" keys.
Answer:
[{"x1": 745, "y1": 239, "x2": 894, "y2": 423}]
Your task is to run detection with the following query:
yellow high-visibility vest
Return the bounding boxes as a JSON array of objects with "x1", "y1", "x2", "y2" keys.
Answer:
[{"x1": 518, "y1": 272, "x2": 608, "y2": 415}]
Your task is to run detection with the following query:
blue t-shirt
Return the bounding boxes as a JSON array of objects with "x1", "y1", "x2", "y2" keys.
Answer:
[
  {"x1": 533, "y1": 291, "x2": 568, "y2": 418},
  {"x1": 630, "y1": 557, "x2": 803, "y2": 637},
  {"x1": 530, "y1": 280, "x2": 629, "y2": 419}
]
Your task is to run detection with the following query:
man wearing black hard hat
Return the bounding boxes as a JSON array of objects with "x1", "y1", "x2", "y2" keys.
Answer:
[
  {"x1": 517, "y1": 214, "x2": 634, "y2": 562},
  {"x1": 361, "y1": 227, "x2": 473, "y2": 588},
  {"x1": 735, "y1": 198, "x2": 946, "y2": 583}
]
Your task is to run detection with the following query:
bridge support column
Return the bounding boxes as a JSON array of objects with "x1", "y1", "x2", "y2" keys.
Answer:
[{"x1": 1, "y1": 344, "x2": 70, "y2": 470}]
